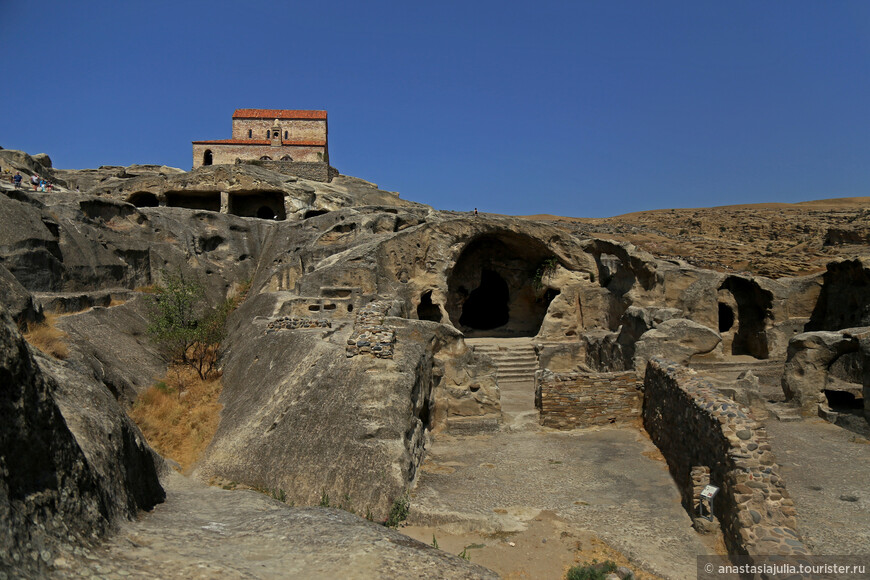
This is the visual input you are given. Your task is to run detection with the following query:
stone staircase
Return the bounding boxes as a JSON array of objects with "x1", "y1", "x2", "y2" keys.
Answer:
[{"x1": 467, "y1": 338, "x2": 538, "y2": 383}]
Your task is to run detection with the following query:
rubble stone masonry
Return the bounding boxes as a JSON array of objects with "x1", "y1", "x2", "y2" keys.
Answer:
[
  {"x1": 642, "y1": 357, "x2": 810, "y2": 557},
  {"x1": 536, "y1": 370, "x2": 641, "y2": 428}
]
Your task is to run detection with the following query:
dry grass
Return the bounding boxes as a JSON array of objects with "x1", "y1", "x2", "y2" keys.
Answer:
[
  {"x1": 129, "y1": 365, "x2": 223, "y2": 472},
  {"x1": 23, "y1": 313, "x2": 69, "y2": 359}
]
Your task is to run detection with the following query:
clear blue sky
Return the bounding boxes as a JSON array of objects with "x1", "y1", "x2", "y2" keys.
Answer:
[{"x1": 2, "y1": 1, "x2": 869, "y2": 217}]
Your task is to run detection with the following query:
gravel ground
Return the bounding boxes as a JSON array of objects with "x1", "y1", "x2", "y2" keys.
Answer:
[{"x1": 762, "y1": 417, "x2": 870, "y2": 555}]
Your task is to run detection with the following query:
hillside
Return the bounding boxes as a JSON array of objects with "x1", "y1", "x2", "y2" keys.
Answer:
[{"x1": 525, "y1": 196, "x2": 870, "y2": 278}]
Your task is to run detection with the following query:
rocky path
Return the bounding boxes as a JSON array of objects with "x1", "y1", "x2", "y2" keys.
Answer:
[
  {"x1": 406, "y1": 378, "x2": 718, "y2": 579},
  {"x1": 763, "y1": 417, "x2": 870, "y2": 555},
  {"x1": 53, "y1": 472, "x2": 496, "y2": 580}
]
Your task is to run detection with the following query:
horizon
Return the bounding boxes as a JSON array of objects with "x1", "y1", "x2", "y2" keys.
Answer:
[{"x1": 2, "y1": 1, "x2": 869, "y2": 218}]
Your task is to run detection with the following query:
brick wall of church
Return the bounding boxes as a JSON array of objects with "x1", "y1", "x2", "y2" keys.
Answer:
[
  {"x1": 231, "y1": 119, "x2": 326, "y2": 142},
  {"x1": 193, "y1": 144, "x2": 324, "y2": 168}
]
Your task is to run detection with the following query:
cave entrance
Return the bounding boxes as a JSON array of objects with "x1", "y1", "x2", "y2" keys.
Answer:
[
  {"x1": 459, "y1": 270, "x2": 509, "y2": 330},
  {"x1": 128, "y1": 192, "x2": 159, "y2": 208},
  {"x1": 719, "y1": 277, "x2": 773, "y2": 359},
  {"x1": 446, "y1": 231, "x2": 556, "y2": 337},
  {"x1": 165, "y1": 191, "x2": 221, "y2": 212},
  {"x1": 718, "y1": 303, "x2": 734, "y2": 332},
  {"x1": 227, "y1": 192, "x2": 286, "y2": 221},
  {"x1": 417, "y1": 290, "x2": 443, "y2": 323}
]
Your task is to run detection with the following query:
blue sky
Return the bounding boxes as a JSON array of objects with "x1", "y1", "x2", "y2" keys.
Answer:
[{"x1": 2, "y1": 1, "x2": 869, "y2": 217}]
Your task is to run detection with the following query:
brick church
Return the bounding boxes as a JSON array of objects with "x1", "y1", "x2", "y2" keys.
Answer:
[{"x1": 192, "y1": 109, "x2": 328, "y2": 169}]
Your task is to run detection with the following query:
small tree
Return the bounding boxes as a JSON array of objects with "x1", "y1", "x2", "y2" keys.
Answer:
[{"x1": 146, "y1": 270, "x2": 230, "y2": 380}]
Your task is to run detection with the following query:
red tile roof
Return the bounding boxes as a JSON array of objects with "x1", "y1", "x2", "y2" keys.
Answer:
[
  {"x1": 232, "y1": 109, "x2": 327, "y2": 120},
  {"x1": 192, "y1": 139, "x2": 326, "y2": 146}
]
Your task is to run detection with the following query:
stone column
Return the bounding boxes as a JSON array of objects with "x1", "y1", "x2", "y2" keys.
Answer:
[{"x1": 220, "y1": 191, "x2": 230, "y2": 214}]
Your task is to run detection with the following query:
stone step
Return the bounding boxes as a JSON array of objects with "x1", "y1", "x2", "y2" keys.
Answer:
[
  {"x1": 445, "y1": 415, "x2": 501, "y2": 434},
  {"x1": 767, "y1": 403, "x2": 803, "y2": 422},
  {"x1": 467, "y1": 339, "x2": 539, "y2": 386},
  {"x1": 488, "y1": 354, "x2": 536, "y2": 360},
  {"x1": 496, "y1": 369, "x2": 535, "y2": 381},
  {"x1": 496, "y1": 364, "x2": 537, "y2": 372}
]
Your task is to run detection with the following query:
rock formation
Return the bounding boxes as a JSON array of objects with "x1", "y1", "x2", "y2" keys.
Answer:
[
  {"x1": 1, "y1": 147, "x2": 869, "y2": 575},
  {"x1": 0, "y1": 307, "x2": 164, "y2": 576}
]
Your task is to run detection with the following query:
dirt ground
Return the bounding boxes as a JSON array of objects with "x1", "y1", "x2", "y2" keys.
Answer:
[
  {"x1": 403, "y1": 380, "x2": 723, "y2": 579},
  {"x1": 763, "y1": 417, "x2": 870, "y2": 555}
]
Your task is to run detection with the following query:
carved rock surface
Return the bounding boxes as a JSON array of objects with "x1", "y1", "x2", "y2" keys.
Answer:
[
  {"x1": 782, "y1": 329, "x2": 864, "y2": 416},
  {"x1": 633, "y1": 318, "x2": 721, "y2": 373}
]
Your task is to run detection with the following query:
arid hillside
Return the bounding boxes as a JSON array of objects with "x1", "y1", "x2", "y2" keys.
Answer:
[{"x1": 526, "y1": 196, "x2": 870, "y2": 278}]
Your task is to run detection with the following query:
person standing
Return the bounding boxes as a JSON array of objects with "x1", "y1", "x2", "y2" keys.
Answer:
[
  {"x1": 13, "y1": 172, "x2": 22, "y2": 189},
  {"x1": 31, "y1": 174, "x2": 39, "y2": 191}
]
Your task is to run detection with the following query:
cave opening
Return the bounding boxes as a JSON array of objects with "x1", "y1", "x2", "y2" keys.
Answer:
[
  {"x1": 228, "y1": 192, "x2": 286, "y2": 221},
  {"x1": 719, "y1": 277, "x2": 772, "y2": 359},
  {"x1": 128, "y1": 192, "x2": 159, "y2": 208},
  {"x1": 257, "y1": 206, "x2": 276, "y2": 220},
  {"x1": 824, "y1": 390, "x2": 863, "y2": 411},
  {"x1": 459, "y1": 269, "x2": 510, "y2": 330},
  {"x1": 165, "y1": 191, "x2": 221, "y2": 212},
  {"x1": 718, "y1": 303, "x2": 734, "y2": 332},
  {"x1": 417, "y1": 290, "x2": 443, "y2": 323},
  {"x1": 446, "y1": 231, "x2": 555, "y2": 337}
]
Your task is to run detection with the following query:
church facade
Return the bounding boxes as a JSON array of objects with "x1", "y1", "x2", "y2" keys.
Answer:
[{"x1": 192, "y1": 109, "x2": 328, "y2": 169}]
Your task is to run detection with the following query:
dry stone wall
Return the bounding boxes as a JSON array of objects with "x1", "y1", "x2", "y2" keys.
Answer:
[
  {"x1": 536, "y1": 370, "x2": 640, "y2": 428},
  {"x1": 345, "y1": 300, "x2": 396, "y2": 359},
  {"x1": 239, "y1": 160, "x2": 335, "y2": 183},
  {"x1": 642, "y1": 358, "x2": 809, "y2": 557}
]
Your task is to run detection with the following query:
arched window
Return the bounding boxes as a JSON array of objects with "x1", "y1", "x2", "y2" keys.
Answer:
[
  {"x1": 248, "y1": 129, "x2": 252, "y2": 138},
  {"x1": 284, "y1": 130, "x2": 288, "y2": 139},
  {"x1": 266, "y1": 130, "x2": 270, "y2": 138},
  {"x1": 260, "y1": 155, "x2": 272, "y2": 161},
  {"x1": 273, "y1": 130, "x2": 279, "y2": 138},
  {"x1": 281, "y1": 155, "x2": 293, "y2": 161},
  {"x1": 203, "y1": 150, "x2": 213, "y2": 166}
]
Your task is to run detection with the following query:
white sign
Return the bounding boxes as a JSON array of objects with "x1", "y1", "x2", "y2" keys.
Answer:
[{"x1": 701, "y1": 485, "x2": 719, "y2": 500}]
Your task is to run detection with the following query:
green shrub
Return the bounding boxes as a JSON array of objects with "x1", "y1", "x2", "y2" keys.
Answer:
[
  {"x1": 319, "y1": 489, "x2": 330, "y2": 507},
  {"x1": 145, "y1": 270, "x2": 240, "y2": 380},
  {"x1": 383, "y1": 493, "x2": 409, "y2": 528},
  {"x1": 532, "y1": 256, "x2": 560, "y2": 290},
  {"x1": 566, "y1": 560, "x2": 617, "y2": 580}
]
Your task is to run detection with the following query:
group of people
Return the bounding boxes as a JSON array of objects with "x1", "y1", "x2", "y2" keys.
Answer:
[
  {"x1": 29, "y1": 174, "x2": 53, "y2": 192},
  {"x1": 2, "y1": 167, "x2": 53, "y2": 191}
]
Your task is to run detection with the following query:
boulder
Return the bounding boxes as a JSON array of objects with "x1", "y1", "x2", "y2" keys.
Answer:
[
  {"x1": 0, "y1": 307, "x2": 164, "y2": 576},
  {"x1": 33, "y1": 153, "x2": 52, "y2": 169},
  {"x1": 712, "y1": 370, "x2": 769, "y2": 419},
  {"x1": 781, "y1": 330, "x2": 862, "y2": 416},
  {"x1": 0, "y1": 263, "x2": 41, "y2": 326},
  {"x1": 782, "y1": 328, "x2": 870, "y2": 417},
  {"x1": 54, "y1": 297, "x2": 167, "y2": 403},
  {"x1": 633, "y1": 318, "x2": 721, "y2": 374},
  {"x1": 196, "y1": 293, "x2": 440, "y2": 518}
]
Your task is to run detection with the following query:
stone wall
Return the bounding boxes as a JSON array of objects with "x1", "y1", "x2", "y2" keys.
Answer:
[
  {"x1": 193, "y1": 143, "x2": 325, "y2": 168},
  {"x1": 536, "y1": 370, "x2": 640, "y2": 429},
  {"x1": 643, "y1": 358, "x2": 809, "y2": 557},
  {"x1": 242, "y1": 160, "x2": 335, "y2": 183},
  {"x1": 232, "y1": 118, "x2": 326, "y2": 142}
]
